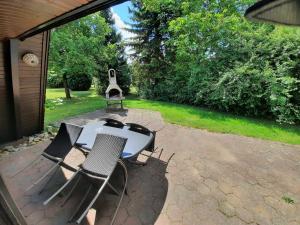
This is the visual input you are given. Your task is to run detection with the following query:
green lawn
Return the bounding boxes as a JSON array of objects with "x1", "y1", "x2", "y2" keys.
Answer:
[{"x1": 45, "y1": 88, "x2": 300, "y2": 145}]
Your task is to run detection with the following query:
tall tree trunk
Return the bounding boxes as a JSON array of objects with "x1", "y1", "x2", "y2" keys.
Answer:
[{"x1": 63, "y1": 74, "x2": 71, "y2": 99}]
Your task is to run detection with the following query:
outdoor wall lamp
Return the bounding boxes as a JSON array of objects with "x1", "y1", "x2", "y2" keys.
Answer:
[
  {"x1": 22, "y1": 53, "x2": 39, "y2": 66},
  {"x1": 245, "y1": 0, "x2": 300, "y2": 26}
]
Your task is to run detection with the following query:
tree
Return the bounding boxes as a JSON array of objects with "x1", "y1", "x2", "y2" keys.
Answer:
[
  {"x1": 94, "y1": 9, "x2": 131, "y2": 95},
  {"x1": 126, "y1": 0, "x2": 180, "y2": 99},
  {"x1": 129, "y1": 0, "x2": 300, "y2": 124},
  {"x1": 48, "y1": 13, "x2": 112, "y2": 98}
]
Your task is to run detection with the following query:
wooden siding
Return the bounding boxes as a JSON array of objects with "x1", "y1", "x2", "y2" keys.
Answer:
[
  {"x1": 0, "y1": 32, "x2": 49, "y2": 143},
  {"x1": 0, "y1": 41, "x2": 15, "y2": 143},
  {"x1": 18, "y1": 33, "x2": 48, "y2": 136},
  {"x1": 0, "y1": 0, "x2": 94, "y2": 40}
]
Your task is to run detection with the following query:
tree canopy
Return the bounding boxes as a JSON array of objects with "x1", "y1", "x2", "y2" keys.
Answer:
[
  {"x1": 48, "y1": 11, "x2": 130, "y2": 94},
  {"x1": 128, "y1": 0, "x2": 300, "y2": 124}
]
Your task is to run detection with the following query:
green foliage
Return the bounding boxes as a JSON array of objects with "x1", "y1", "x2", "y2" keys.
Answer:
[
  {"x1": 282, "y1": 196, "x2": 295, "y2": 204},
  {"x1": 49, "y1": 13, "x2": 111, "y2": 81},
  {"x1": 67, "y1": 73, "x2": 92, "y2": 91},
  {"x1": 129, "y1": 0, "x2": 300, "y2": 124},
  {"x1": 93, "y1": 10, "x2": 131, "y2": 95},
  {"x1": 127, "y1": 0, "x2": 180, "y2": 99},
  {"x1": 47, "y1": 70, "x2": 63, "y2": 88},
  {"x1": 48, "y1": 11, "x2": 130, "y2": 95}
]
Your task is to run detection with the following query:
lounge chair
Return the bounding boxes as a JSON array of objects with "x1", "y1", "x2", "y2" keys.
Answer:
[
  {"x1": 43, "y1": 133, "x2": 128, "y2": 225},
  {"x1": 26, "y1": 123, "x2": 83, "y2": 192}
]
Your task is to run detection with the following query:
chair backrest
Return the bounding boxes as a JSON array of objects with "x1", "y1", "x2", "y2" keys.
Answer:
[
  {"x1": 43, "y1": 123, "x2": 83, "y2": 159},
  {"x1": 102, "y1": 118, "x2": 124, "y2": 129},
  {"x1": 146, "y1": 131, "x2": 156, "y2": 152},
  {"x1": 81, "y1": 134, "x2": 127, "y2": 177},
  {"x1": 126, "y1": 123, "x2": 151, "y2": 136},
  {"x1": 0, "y1": 174, "x2": 28, "y2": 225},
  {"x1": 126, "y1": 123, "x2": 156, "y2": 152}
]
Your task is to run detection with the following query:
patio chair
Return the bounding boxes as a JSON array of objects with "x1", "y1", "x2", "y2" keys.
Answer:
[
  {"x1": 126, "y1": 123, "x2": 156, "y2": 152},
  {"x1": 43, "y1": 133, "x2": 128, "y2": 225},
  {"x1": 101, "y1": 118, "x2": 125, "y2": 128},
  {"x1": 125, "y1": 123, "x2": 156, "y2": 166},
  {"x1": 26, "y1": 123, "x2": 83, "y2": 192}
]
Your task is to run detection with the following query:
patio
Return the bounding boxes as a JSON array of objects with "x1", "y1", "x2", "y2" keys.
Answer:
[{"x1": 1, "y1": 108, "x2": 300, "y2": 225}]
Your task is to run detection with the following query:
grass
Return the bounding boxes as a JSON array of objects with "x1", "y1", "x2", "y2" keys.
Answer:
[
  {"x1": 282, "y1": 196, "x2": 295, "y2": 204},
  {"x1": 45, "y1": 89, "x2": 106, "y2": 124},
  {"x1": 45, "y1": 88, "x2": 300, "y2": 145}
]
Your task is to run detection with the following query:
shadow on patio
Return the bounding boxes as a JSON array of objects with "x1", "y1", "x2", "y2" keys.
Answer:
[{"x1": 0, "y1": 141, "x2": 170, "y2": 225}]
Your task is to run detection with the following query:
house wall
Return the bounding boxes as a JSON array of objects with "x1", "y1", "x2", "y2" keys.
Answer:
[
  {"x1": 0, "y1": 32, "x2": 49, "y2": 144},
  {"x1": 18, "y1": 33, "x2": 49, "y2": 136},
  {"x1": 0, "y1": 41, "x2": 14, "y2": 142}
]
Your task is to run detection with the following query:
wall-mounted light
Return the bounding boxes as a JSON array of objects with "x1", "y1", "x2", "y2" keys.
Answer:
[{"x1": 22, "y1": 53, "x2": 39, "y2": 67}]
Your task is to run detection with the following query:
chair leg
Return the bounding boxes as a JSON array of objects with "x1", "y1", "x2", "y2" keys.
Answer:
[
  {"x1": 61, "y1": 175, "x2": 82, "y2": 207},
  {"x1": 38, "y1": 164, "x2": 60, "y2": 195},
  {"x1": 43, "y1": 170, "x2": 80, "y2": 206},
  {"x1": 68, "y1": 184, "x2": 92, "y2": 222},
  {"x1": 76, "y1": 177, "x2": 110, "y2": 224},
  {"x1": 26, "y1": 162, "x2": 61, "y2": 192},
  {"x1": 107, "y1": 182, "x2": 121, "y2": 196},
  {"x1": 127, "y1": 158, "x2": 147, "y2": 166},
  {"x1": 110, "y1": 160, "x2": 128, "y2": 225}
]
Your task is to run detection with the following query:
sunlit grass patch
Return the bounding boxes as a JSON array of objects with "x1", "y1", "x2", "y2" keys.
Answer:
[{"x1": 45, "y1": 88, "x2": 300, "y2": 145}]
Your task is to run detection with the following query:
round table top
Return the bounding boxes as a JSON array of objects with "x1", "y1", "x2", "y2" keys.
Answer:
[{"x1": 76, "y1": 121, "x2": 154, "y2": 159}]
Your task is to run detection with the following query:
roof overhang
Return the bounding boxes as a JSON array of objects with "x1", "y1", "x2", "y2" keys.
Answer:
[
  {"x1": 0, "y1": 0, "x2": 127, "y2": 41},
  {"x1": 245, "y1": 0, "x2": 300, "y2": 26}
]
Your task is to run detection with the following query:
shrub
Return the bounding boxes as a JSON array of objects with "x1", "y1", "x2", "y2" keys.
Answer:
[
  {"x1": 67, "y1": 73, "x2": 92, "y2": 91},
  {"x1": 47, "y1": 71, "x2": 63, "y2": 88}
]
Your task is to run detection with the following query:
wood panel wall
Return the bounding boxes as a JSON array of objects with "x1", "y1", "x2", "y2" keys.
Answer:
[
  {"x1": 18, "y1": 33, "x2": 48, "y2": 136},
  {"x1": 0, "y1": 41, "x2": 15, "y2": 142},
  {"x1": 0, "y1": 32, "x2": 49, "y2": 144}
]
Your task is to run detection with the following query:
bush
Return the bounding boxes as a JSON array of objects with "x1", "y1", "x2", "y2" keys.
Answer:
[
  {"x1": 47, "y1": 71, "x2": 63, "y2": 88},
  {"x1": 67, "y1": 73, "x2": 92, "y2": 91}
]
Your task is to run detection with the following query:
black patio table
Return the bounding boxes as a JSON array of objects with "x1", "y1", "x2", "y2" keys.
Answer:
[{"x1": 76, "y1": 121, "x2": 154, "y2": 159}]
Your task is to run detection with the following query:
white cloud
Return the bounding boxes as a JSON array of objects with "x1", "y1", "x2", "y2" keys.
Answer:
[
  {"x1": 111, "y1": 8, "x2": 135, "y2": 41},
  {"x1": 111, "y1": 8, "x2": 135, "y2": 59}
]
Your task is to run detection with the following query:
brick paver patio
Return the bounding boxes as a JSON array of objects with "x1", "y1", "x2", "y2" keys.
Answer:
[{"x1": 0, "y1": 109, "x2": 300, "y2": 225}]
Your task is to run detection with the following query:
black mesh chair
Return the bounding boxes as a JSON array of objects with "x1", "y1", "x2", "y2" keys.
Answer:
[
  {"x1": 101, "y1": 118, "x2": 124, "y2": 128},
  {"x1": 26, "y1": 123, "x2": 83, "y2": 192},
  {"x1": 126, "y1": 123, "x2": 156, "y2": 152},
  {"x1": 43, "y1": 134, "x2": 128, "y2": 225}
]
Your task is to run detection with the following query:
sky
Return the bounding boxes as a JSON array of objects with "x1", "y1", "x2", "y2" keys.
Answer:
[
  {"x1": 111, "y1": 1, "x2": 135, "y2": 58},
  {"x1": 111, "y1": 1, "x2": 134, "y2": 41},
  {"x1": 112, "y1": 1, "x2": 132, "y2": 24}
]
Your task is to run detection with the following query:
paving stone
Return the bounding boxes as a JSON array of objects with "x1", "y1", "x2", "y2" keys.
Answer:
[
  {"x1": 218, "y1": 182, "x2": 233, "y2": 195},
  {"x1": 124, "y1": 216, "x2": 142, "y2": 225},
  {"x1": 138, "y1": 208, "x2": 156, "y2": 224},
  {"x1": 235, "y1": 207, "x2": 254, "y2": 224},
  {"x1": 0, "y1": 109, "x2": 299, "y2": 225},
  {"x1": 218, "y1": 201, "x2": 236, "y2": 217},
  {"x1": 227, "y1": 216, "x2": 247, "y2": 225},
  {"x1": 155, "y1": 214, "x2": 170, "y2": 225},
  {"x1": 27, "y1": 210, "x2": 45, "y2": 225},
  {"x1": 166, "y1": 204, "x2": 183, "y2": 223}
]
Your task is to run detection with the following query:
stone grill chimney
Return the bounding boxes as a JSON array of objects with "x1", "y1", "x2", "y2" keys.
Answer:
[{"x1": 105, "y1": 69, "x2": 124, "y2": 100}]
